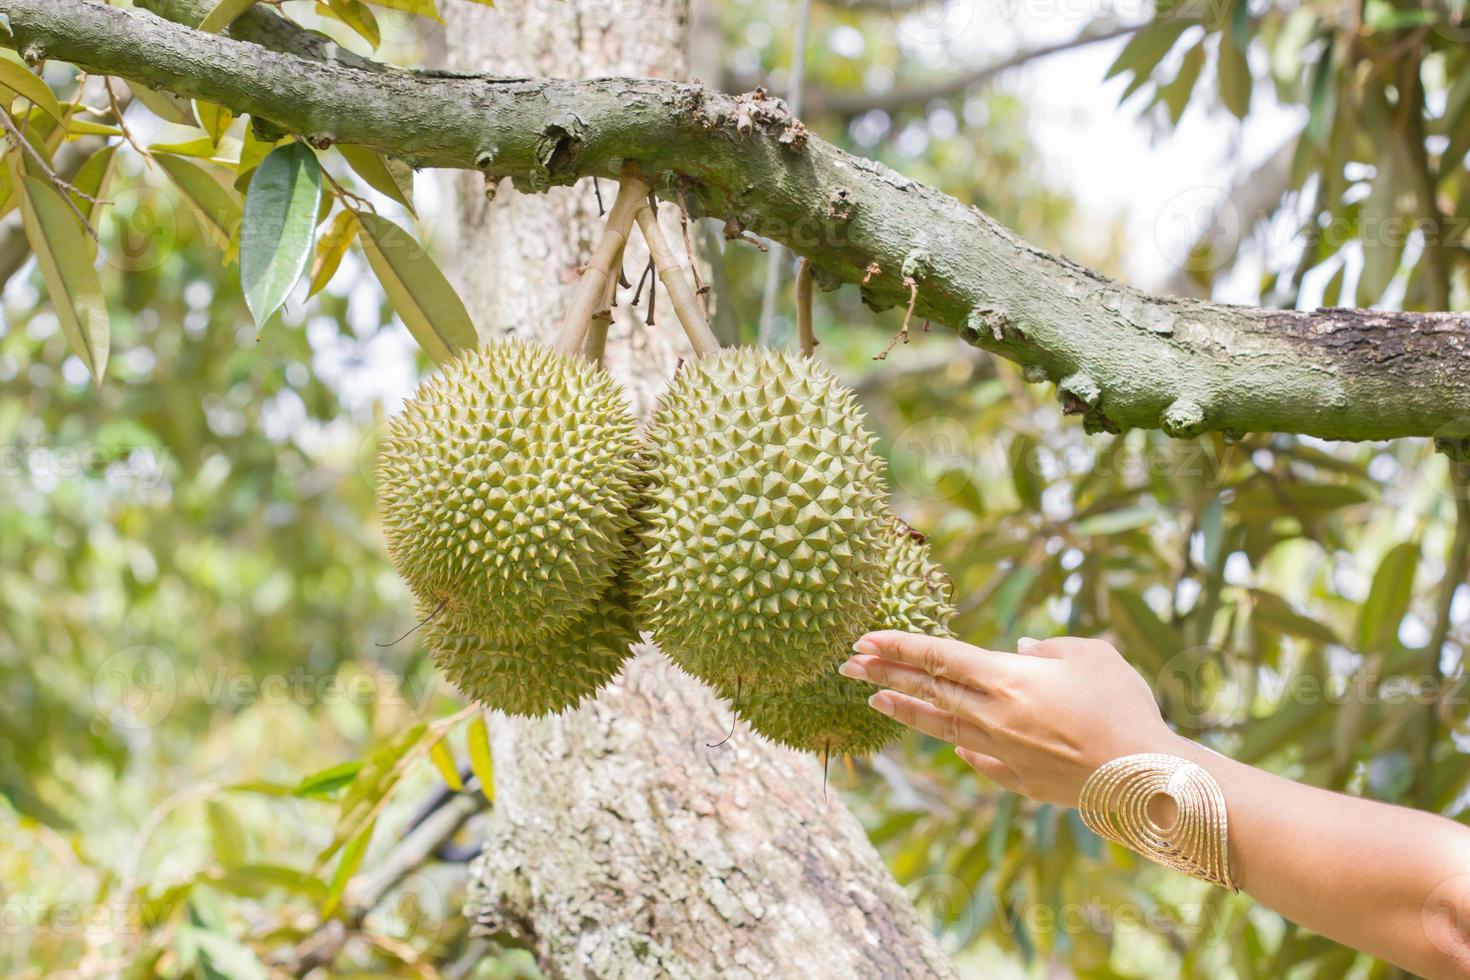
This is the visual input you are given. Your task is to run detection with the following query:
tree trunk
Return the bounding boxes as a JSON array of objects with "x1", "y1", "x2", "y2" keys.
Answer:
[{"x1": 443, "y1": 3, "x2": 954, "y2": 976}]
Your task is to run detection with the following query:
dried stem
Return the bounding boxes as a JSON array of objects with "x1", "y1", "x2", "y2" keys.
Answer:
[
  {"x1": 634, "y1": 202, "x2": 721, "y2": 356},
  {"x1": 554, "y1": 168, "x2": 648, "y2": 355},
  {"x1": 795, "y1": 257, "x2": 816, "y2": 357},
  {"x1": 0, "y1": 108, "x2": 99, "y2": 239},
  {"x1": 873, "y1": 276, "x2": 918, "y2": 361}
]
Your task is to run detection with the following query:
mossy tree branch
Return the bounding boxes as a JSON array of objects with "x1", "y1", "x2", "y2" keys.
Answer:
[{"x1": 6, "y1": 0, "x2": 1470, "y2": 447}]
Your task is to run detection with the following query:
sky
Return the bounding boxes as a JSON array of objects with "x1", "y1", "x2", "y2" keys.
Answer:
[{"x1": 884, "y1": 0, "x2": 1308, "y2": 295}]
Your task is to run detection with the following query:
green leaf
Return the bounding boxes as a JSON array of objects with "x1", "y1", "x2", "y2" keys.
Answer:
[
  {"x1": 370, "y1": 0, "x2": 442, "y2": 20},
  {"x1": 308, "y1": 208, "x2": 359, "y2": 297},
  {"x1": 1071, "y1": 505, "x2": 1162, "y2": 537},
  {"x1": 180, "y1": 925, "x2": 270, "y2": 980},
  {"x1": 355, "y1": 211, "x2": 478, "y2": 361},
  {"x1": 1357, "y1": 540, "x2": 1420, "y2": 652},
  {"x1": 241, "y1": 142, "x2": 322, "y2": 329},
  {"x1": 14, "y1": 171, "x2": 108, "y2": 384},
  {"x1": 1305, "y1": 42, "x2": 1337, "y2": 147},
  {"x1": 293, "y1": 760, "x2": 362, "y2": 798},
  {"x1": 1106, "y1": 20, "x2": 1192, "y2": 83},
  {"x1": 1249, "y1": 589, "x2": 1340, "y2": 646},
  {"x1": 149, "y1": 135, "x2": 230, "y2": 160},
  {"x1": 323, "y1": 819, "x2": 373, "y2": 916},
  {"x1": 467, "y1": 713, "x2": 494, "y2": 803},
  {"x1": 206, "y1": 800, "x2": 249, "y2": 866},
  {"x1": 1230, "y1": 482, "x2": 1370, "y2": 517},
  {"x1": 429, "y1": 735, "x2": 464, "y2": 791},
  {"x1": 1107, "y1": 590, "x2": 1178, "y2": 675},
  {"x1": 320, "y1": 722, "x2": 427, "y2": 863},
  {"x1": 197, "y1": 0, "x2": 259, "y2": 33},
  {"x1": 208, "y1": 864, "x2": 328, "y2": 901},
  {"x1": 319, "y1": 0, "x2": 381, "y2": 47},
  {"x1": 126, "y1": 81, "x2": 194, "y2": 124},
  {"x1": 1357, "y1": 148, "x2": 1403, "y2": 307},
  {"x1": 193, "y1": 100, "x2": 234, "y2": 147},
  {"x1": 1157, "y1": 40, "x2": 1205, "y2": 124},
  {"x1": 60, "y1": 119, "x2": 123, "y2": 138},
  {"x1": 1217, "y1": 32, "x2": 1252, "y2": 119},
  {"x1": 0, "y1": 52, "x2": 63, "y2": 122},
  {"x1": 238, "y1": 123, "x2": 282, "y2": 177},
  {"x1": 67, "y1": 143, "x2": 119, "y2": 230},
  {"x1": 337, "y1": 144, "x2": 415, "y2": 214},
  {"x1": 154, "y1": 154, "x2": 243, "y2": 254}
]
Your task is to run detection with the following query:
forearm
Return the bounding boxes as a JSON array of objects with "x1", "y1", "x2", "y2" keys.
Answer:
[{"x1": 1171, "y1": 734, "x2": 1470, "y2": 978}]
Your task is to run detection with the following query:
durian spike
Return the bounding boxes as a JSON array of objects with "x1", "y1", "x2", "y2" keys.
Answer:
[
  {"x1": 795, "y1": 257, "x2": 816, "y2": 358},
  {"x1": 584, "y1": 239, "x2": 624, "y2": 364},
  {"x1": 633, "y1": 200, "x2": 721, "y2": 357},
  {"x1": 556, "y1": 169, "x2": 648, "y2": 355}
]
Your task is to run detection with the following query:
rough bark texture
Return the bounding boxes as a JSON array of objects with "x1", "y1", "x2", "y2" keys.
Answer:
[
  {"x1": 11, "y1": 0, "x2": 1470, "y2": 448},
  {"x1": 468, "y1": 647, "x2": 956, "y2": 979},
  {"x1": 441, "y1": 3, "x2": 955, "y2": 977}
]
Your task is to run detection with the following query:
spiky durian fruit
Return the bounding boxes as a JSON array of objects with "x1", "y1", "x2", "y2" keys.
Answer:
[
  {"x1": 733, "y1": 517, "x2": 956, "y2": 755},
  {"x1": 639, "y1": 347, "x2": 889, "y2": 692},
  {"x1": 377, "y1": 341, "x2": 641, "y2": 643},
  {"x1": 422, "y1": 574, "x2": 639, "y2": 717}
]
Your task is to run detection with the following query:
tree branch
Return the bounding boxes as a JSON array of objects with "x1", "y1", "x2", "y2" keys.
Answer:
[
  {"x1": 8, "y1": 0, "x2": 1470, "y2": 446},
  {"x1": 806, "y1": 23, "x2": 1139, "y2": 117}
]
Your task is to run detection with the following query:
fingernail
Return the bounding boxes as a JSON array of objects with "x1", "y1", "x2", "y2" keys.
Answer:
[
  {"x1": 851, "y1": 638, "x2": 878, "y2": 656},
  {"x1": 838, "y1": 659, "x2": 867, "y2": 680},
  {"x1": 1017, "y1": 636, "x2": 1039, "y2": 652},
  {"x1": 867, "y1": 692, "x2": 892, "y2": 714}
]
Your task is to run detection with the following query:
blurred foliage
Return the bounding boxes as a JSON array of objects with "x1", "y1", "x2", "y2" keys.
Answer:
[{"x1": 2, "y1": 0, "x2": 1469, "y2": 978}]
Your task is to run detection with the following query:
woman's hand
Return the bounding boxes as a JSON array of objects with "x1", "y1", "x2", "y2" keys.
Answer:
[{"x1": 841, "y1": 631, "x2": 1181, "y2": 806}]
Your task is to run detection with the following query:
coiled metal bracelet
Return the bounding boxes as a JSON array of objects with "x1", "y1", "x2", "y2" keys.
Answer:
[{"x1": 1078, "y1": 753, "x2": 1236, "y2": 890}]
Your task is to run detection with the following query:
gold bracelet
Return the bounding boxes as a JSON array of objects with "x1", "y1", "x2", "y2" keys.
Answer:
[{"x1": 1078, "y1": 753, "x2": 1236, "y2": 890}]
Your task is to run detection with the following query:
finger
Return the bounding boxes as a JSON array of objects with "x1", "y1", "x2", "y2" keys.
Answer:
[
  {"x1": 1016, "y1": 635, "x2": 1066, "y2": 659},
  {"x1": 842, "y1": 655, "x2": 984, "y2": 720},
  {"x1": 868, "y1": 690, "x2": 998, "y2": 754},
  {"x1": 852, "y1": 630, "x2": 1016, "y2": 690},
  {"x1": 955, "y1": 746, "x2": 1021, "y2": 791}
]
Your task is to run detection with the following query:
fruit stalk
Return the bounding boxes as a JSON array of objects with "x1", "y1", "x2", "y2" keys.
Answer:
[
  {"x1": 633, "y1": 202, "x2": 721, "y2": 357},
  {"x1": 554, "y1": 170, "x2": 647, "y2": 355},
  {"x1": 795, "y1": 257, "x2": 815, "y2": 358},
  {"x1": 583, "y1": 239, "x2": 624, "y2": 363}
]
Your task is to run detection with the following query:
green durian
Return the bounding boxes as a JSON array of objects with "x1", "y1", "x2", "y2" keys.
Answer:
[
  {"x1": 639, "y1": 347, "x2": 888, "y2": 691},
  {"x1": 422, "y1": 571, "x2": 639, "y2": 717},
  {"x1": 377, "y1": 340, "x2": 641, "y2": 643},
  {"x1": 734, "y1": 516, "x2": 956, "y2": 755}
]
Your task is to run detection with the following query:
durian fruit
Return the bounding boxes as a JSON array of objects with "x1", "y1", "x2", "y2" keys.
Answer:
[
  {"x1": 733, "y1": 516, "x2": 956, "y2": 755},
  {"x1": 639, "y1": 347, "x2": 888, "y2": 691},
  {"x1": 422, "y1": 570, "x2": 639, "y2": 717},
  {"x1": 377, "y1": 340, "x2": 641, "y2": 643}
]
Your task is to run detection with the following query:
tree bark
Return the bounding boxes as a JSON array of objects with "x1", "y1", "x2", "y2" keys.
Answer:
[
  {"x1": 11, "y1": 0, "x2": 1470, "y2": 448},
  {"x1": 440, "y1": 3, "x2": 955, "y2": 976}
]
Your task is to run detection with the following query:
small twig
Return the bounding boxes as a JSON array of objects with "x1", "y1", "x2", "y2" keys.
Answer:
[
  {"x1": 862, "y1": 261, "x2": 881, "y2": 284},
  {"x1": 104, "y1": 77, "x2": 150, "y2": 165},
  {"x1": 795, "y1": 257, "x2": 816, "y2": 357},
  {"x1": 872, "y1": 276, "x2": 918, "y2": 360},
  {"x1": 631, "y1": 257, "x2": 654, "y2": 306},
  {"x1": 675, "y1": 187, "x2": 709, "y2": 319},
  {"x1": 592, "y1": 175, "x2": 605, "y2": 216},
  {"x1": 320, "y1": 163, "x2": 375, "y2": 213},
  {"x1": 0, "y1": 109, "x2": 99, "y2": 239}
]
